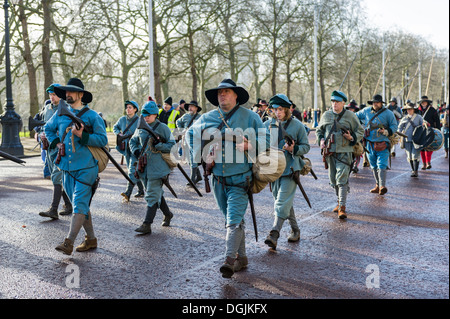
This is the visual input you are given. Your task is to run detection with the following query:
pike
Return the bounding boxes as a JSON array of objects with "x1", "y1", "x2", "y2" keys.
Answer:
[
  {"x1": 246, "y1": 176, "x2": 258, "y2": 242},
  {"x1": 58, "y1": 101, "x2": 135, "y2": 186},
  {"x1": 137, "y1": 115, "x2": 203, "y2": 197}
]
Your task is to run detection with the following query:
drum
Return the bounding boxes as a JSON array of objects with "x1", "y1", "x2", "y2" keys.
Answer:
[{"x1": 424, "y1": 128, "x2": 444, "y2": 152}]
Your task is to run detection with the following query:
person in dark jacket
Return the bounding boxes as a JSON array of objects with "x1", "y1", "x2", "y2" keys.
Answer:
[{"x1": 418, "y1": 96, "x2": 441, "y2": 170}]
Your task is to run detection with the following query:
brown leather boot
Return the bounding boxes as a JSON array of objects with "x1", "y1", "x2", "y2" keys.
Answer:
[
  {"x1": 333, "y1": 201, "x2": 339, "y2": 213},
  {"x1": 379, "y1": 186, "x2": 388, "y2": 195},
  {"x1": 338, "y1": 206, "x2": 347, "y2": 219},
  {"x1": 220, "y1": 256, "x2": 236, "y2": 278},
  {"x1": 233, "y1": 255, "x2": 248, "y2": 272},
  {"x1": 55, "y1": 238, "x2": 74, "y2": 255},
  {"x1": 370, "y1": 185, "x2": 380, "y2": 194},
  {"x1": 76, "y1": 236, "x2": 98, "y2": 252}
]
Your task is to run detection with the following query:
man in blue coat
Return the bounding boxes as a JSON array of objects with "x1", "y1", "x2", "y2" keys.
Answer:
[
  {"x1": 187, "y1": 79, "x2": 270, "y2": 279},
  {"x1": 356, "y1": 94, "x2": 398, "y2": 195},
  {"x1": 44, "y1": 78, "x2": 108, "y2": 255}
]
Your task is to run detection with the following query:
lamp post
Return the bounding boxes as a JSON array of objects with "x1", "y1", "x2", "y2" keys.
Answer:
[
  {"x1": 0, "y1": 0, "x2": 24, "y2": 156},
  {"x1": 313, "y1": 0, "x2": 319, "y2": 128}
]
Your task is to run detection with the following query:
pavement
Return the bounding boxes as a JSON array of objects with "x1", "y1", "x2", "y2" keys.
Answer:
[{"x1": 0, "y1": 134, "x2": 448, "y2": 304}]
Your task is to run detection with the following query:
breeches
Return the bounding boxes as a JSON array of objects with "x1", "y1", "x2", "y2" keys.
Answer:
[
  {"x1": 63, "y1": 166, "x2": 98, "y2": 216},
  {"x1": 271, "y1": 176, "x2": 297, "y2": 220},
  {"x1": 326, "y1": 152, "x2": 352, "y2": 188},
  {"x1": 367, "y1": 142, "x2": 390, "y2": 170},
  {"x1": 143, "y1": 178, "x2": 164, "y2": 207},
  {"x1": 404, "y1": 142, "x2": 421, "y2": 161},
  {"x1": 212, "y1": 173, "x2": 251, "y2": 227}
]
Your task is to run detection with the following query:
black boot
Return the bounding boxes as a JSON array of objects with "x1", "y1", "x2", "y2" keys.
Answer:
[
  {"x1": 59, "y1": 190, "x2": 73, "y2": 216},
  {"x1": 39, "y1": 184, "x2": 62, "y2": 220},
  {"x1": 412, "y1": 160, "x2": 419, "y2": 178},
  {"x1": 121, "y1": 183, "x2": 135, "y2": 202},
  {"x1": 134, "y1": 181, "x2": 145, "y2": 198},
  {"x1": 135, "y1": 204, "x2": 158, "y2": 234},
  {"x1": 409, "y1": 161, "x2": 416, "y2": 177},
  {"x1": 159, "y1": 196, "x2": 173, "y2": 227}
]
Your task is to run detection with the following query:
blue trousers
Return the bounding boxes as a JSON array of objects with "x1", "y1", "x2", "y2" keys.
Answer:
[
  {"x1": 212, "y1": 172, "x2": 252, "y2": 227},
  {"x1": 367, "y1": 142, "x2": 390, "y2": 170},
  {"x1": 271, "y1": 176, "x2": 297, "y2": 220},
  {"x1": 62, "y1": 166, "x2": 98, "y2": 216}
]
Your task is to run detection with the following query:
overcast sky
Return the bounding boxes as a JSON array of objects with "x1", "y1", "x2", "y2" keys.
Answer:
[{"x1": 361, "y1": 0, "x2": 449, "y2": 50}]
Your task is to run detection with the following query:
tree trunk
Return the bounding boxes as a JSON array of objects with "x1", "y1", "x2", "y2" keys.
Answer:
[
  {"x1": 188, "y1": 33, "x2": 198, "y2": 101},
  {"x1": 18, "y1": 1, "x2": 39, "y2": 117},
  {"x1": 42, "y1": 0, "x2": 53, "y2": 94}
]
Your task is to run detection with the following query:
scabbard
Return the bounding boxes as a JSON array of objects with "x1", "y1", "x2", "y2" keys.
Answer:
[
  {"x1": 162, "y1": 176, "x2": 178, "y2": 198},
  {"x1": 292, "y1": 169, "x2": 312, "y2": 209},
  {"x1": 246, "y1": 176, "x2": 258, "y2": 242}
]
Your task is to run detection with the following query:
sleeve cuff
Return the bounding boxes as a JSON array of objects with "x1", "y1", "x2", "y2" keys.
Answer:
[
  {"x1": 50, "y1": 138, "x2": 60, "y2": 150},
  {"x1": 80, "y1": 131, "x2": 90, "y2": 145}
]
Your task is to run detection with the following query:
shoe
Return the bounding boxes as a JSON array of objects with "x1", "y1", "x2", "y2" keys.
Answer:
[
  {"x1": 421, "y1": 164, "x2": 427, "y2": 170},
  {"x1": 370, "y1": 185, "x2": 380, "y2": 194},
  {"x1": 338, "y1": 206, "x2": 347, "y2": 219},
  {"x1": 59, "y1": 204, "x2": 73, "y2": 216},
  {"x1": 363, "y1": 161, "x2": 370, "y2": 167},
  {"x1": 134, "y1": 191, "x2": 145, "y2": 198},
  {"x1": 426, "y1": 164, "x2": 432, "y2": 169},
  {"x1": 391, "y1": 152, "x2": 396, "y2": 157},
  {"x1": 55, "y1": 238, "x2": 73, "y2": 255},
  {"x1": 161, "y1": 212, "x2": 173, "y2": 227},
  {"x1": 233, "y1": 255, "x2": 248, "y2": 272},
  {"x1": 219, "y1": 257, "x2": 235, "y2": 279},
  {"x1": 333, "y1": 203, "x2": 339, "y2": 213},
  {"x1": 264, "y1": 230, "x2": 280, "y2": 250},
  {"x1": 379, "y1": 187, "x2": 388, "y2": 195},
  {"x1": 287, "y1": 229, "x2": 300, "y2": 242},
  {"x1": 39, "y1": 207, "x2": 59, "y2": 220},
  {"x1": 135, "y1": 223, "x2": 152, "y2": 234},
  {"x1": 76, "y1": 236, "x2": 97, "y2": 252}
]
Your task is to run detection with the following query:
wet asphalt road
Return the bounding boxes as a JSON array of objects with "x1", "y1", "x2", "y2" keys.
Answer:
[{"x1": 0, "y1": 136, "x2": 448, "y2": 301}]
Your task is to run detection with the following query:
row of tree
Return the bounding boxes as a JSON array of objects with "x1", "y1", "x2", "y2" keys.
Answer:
[{"x1": 0, "y1": 0, "x2": 449, "y2": 123}]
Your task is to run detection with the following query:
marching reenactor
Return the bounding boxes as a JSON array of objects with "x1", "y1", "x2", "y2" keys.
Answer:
[
  {"x1": 113, "y1": 100, "x2": 144, "y2": 202},
  {"x1": 39, "y1": 83, "x2": 73, "y2": 219},
  {"x1": 256, "y1": 99, "x2": 271, "y2": 122},
  {"x1": 356, "y1": 94, "x2": 398, "y2": 196},
  {"x1": 176, "y1": 100, "x2": 202, "y2": 185},
  {"x1": 418, "y1": 96, "x2": 441, "y2": 169},
  {"x1": 129, "y1": 101, "x2": 176, "y2": 235},
  {"x1": 316, "y1": 91, "x2": 364, "y2": 219},
  {"x1": 263, "y1": 94, "x2": 310, "y2": 248},
  {"x1": 387, "y1": 97, "x2": 403, "y2": 157},
  {"x1": 44, "y1": 78, "x2": 108, "y2": 255},
  {"x1": 187, "y1": 79, "x2": 270, "y2": 279},
  {"x1": 398, "y1": 101, "x2": 423, "y2": 177},
  {"x1": 345, "y1": 100, "x2": 362, "y2": 174}
]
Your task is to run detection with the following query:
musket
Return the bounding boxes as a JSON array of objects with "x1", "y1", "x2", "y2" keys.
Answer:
[
  {"x1": 0, "y1": 150, "x2": 26, "y2": 165},
  {"x1": 291, "y1": 168, "x2": 312, "y2": 209},
  {"x1": 137, "y1": 115, "x2": 203, "y2": 197},
  {"x1": 339, "y1": 53, "x2": 358, "y2": 90},
  {"x1": 284, "y1": 133, "x2": 318, "y2": 180},
  {"x1": 58, "y1": 101, "x2": 135, "y2": 185},
  {"x1": 246, "y1": 176, "x2": 258, "y2": 242}
]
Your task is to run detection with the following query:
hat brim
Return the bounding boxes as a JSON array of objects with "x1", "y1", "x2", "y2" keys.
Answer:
[
  {"x1": 54, "y1": 85, "x2": 93, "y2": 104},
  {"x1": 367, "y1": 100, "x2": 385, "y2": 105},
  {"x1": 205, "y1": 86, "x2": 249, "y2": 107},
  {"x1": 184, "y1": 103, "x2": 202, "y2": 112}
]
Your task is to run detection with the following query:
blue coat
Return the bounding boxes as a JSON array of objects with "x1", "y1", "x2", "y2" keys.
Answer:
[
  {"x1": 129, "y1": 120, "x2": 176, "y2": 181},
  {"x1": 264, "y1": 117, "x2": 310, "y2": 176},
  {"x1": 44, "y1": 105, "x2": 108, "y2": 172},
  {"x1": 113, "y1": 115, "x2": 139, "y2": 156},
  {"x1": 356, "y1": 106, "x2": 398, "y2": 144},
  {"x1": 186, "y1": 106, "x2": 270, "y2": 178}
]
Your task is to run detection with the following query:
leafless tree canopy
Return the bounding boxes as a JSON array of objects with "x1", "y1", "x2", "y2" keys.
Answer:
[{"x1": 0, "y1": 0, "x2": 448, "y2": 122}]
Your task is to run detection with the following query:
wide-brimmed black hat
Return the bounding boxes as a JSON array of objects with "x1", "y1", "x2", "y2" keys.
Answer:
[
  {"x1": 54, "y1": 78, "x2": 93, "y2": 104},
  {"x1": 205, "y1": 79, "x2": 249, "y2": 107},
  {"x1": 418, "y1": 96, "x2": 433, "y2": 104},
  {"x1": 184, "y1": 100, "x2": 202, "y2": 112},
  {"x1": 368, "y1": 94, "x2": 385, "y2": 105}
]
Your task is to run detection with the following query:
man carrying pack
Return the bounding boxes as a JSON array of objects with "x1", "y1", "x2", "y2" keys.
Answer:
[
  {"x1": 356, "y1": 94, "x2": 398, "y2": 195},
  {"x1": 187, "y1": 79, "x2": 270, "y2": 279},
  {"x1": 44, "y1": 78, "x2": 108, "y2": 255},
  {"x1": 316, "y1": 91, "x2": 364, "y2": 219}
]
